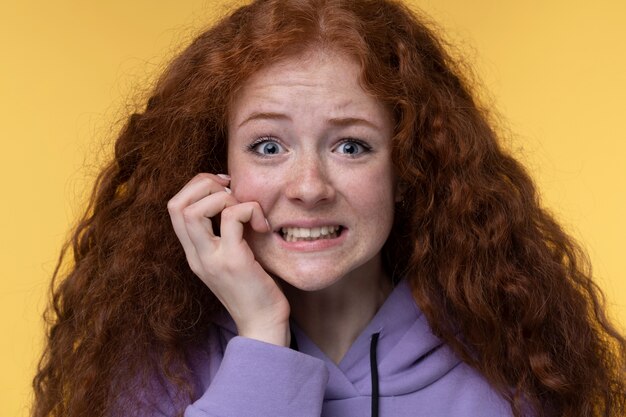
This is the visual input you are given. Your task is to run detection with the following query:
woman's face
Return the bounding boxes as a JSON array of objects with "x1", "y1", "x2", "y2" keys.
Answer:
[{"x1": 227, "y1": 49, "x2": 397, "y2": 291}]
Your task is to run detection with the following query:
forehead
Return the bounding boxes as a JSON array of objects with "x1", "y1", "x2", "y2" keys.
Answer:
[{"x1": 228, "y1": 49, "x2": 388, "y2": 124}]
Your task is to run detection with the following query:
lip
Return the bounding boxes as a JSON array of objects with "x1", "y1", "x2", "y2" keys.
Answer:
[
  {"x1": 273, "y1": 225, "x2": 348, "y2": 252},
  {"x1": 273, "y1": 220, "x2": 344, "y2": 230}
]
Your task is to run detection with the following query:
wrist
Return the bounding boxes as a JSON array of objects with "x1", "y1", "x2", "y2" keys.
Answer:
[{"x1": 238, "y1": 321, "x2": 291, "y2": 347}]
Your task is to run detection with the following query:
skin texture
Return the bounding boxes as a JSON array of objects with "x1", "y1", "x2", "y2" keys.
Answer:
[
  {"x1": 229, "y1": 49, "x2": 396, "y2": 361},
  {"x1": 33, "y1": 2, "x2": 626, "y2": 415},
  {"x1": 169, "y1": 49, "x2": 396, "y2": 360},
  {"x1": 228, "y1": 49, "x2": 395, "y2": 292}
]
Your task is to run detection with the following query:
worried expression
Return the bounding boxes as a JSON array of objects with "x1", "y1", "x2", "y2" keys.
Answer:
[{"x1": 227, "y1": 50, "x2": 397, "y2": 291}]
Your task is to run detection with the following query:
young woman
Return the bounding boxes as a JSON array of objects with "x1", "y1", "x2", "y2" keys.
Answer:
[{"x1": 33, "y1": 1, "x2": 626, "y2": 416}]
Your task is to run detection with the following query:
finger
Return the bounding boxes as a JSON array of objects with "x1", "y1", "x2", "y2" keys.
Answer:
[
  {"x1": 168, "y1": 190, "x2": 227, "y2": 255},
  {"x1": 168, "y1": 173, "x2": 233, "y2": 254},
  {"x1": 171, "y1": 191, "x2": 238, "y2": 277},
  {"x1": 168, "y1": 173, "x2": 231, "y2": 212},
  {"x1": 186, "y1": 172, "x2": 231, "y2": 189},
  {"x1": 183, "y1": 191, "x2": 240, "y2": 251},
  {"x1": 219, "y1": 201, "x2": 270, "y2": 249}
]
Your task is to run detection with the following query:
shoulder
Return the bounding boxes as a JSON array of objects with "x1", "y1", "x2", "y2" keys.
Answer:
[
  {"x1": 108, "y1": 322, "x2": 232, "y2": 417},
  {"x1": 444, "y1": 362, "x2": 514, "y2": 416}
]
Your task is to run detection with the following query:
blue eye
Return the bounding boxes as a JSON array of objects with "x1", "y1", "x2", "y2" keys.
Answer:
[
  {"x1": 334, "y1": 140, "x2": 370, "y2": 156},
  {"x1": 250, "y1": 139, "x2": 284, "y2": 155}
]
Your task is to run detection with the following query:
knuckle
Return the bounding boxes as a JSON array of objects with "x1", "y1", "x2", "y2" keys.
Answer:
[
  {"x1": 240, "y1": 200, "x2": 259, "y2": 211},
  {"x1": 201, "y1": 174, "x2": 220, "y2": 189},
  {"x1": 193, "y1": 172, "x2": 212, "y2": 182},
  {"x1": 202, "y1": 177, "x2": 216, "y2": 188},
  {"x1": 181, "y1": 206, "x2": 198, "y2": 222},
  {"x1": 242, "y1": 201, "x2": 261, "y2": 219},
  {"x1": 220, "y1": 206, "x2": 237, "y2": 221},
  {"x1": 189, "y1": 264, "x2": 202, "y2": 277},
  {"x1": 221, "y1": 192, "x2": 238, "y2": 206},
  {"x1": 166, "y1": 198, "x2": 180, "y2": 213},
  {"x1": 186, "y1": 257, "x2": 203, "y2": 276}
]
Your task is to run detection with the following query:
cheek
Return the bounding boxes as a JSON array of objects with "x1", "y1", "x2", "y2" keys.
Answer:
[
  {"x1": 229, "y1": 166, "x2": 274, "y2": 206},
  {"x1": 343, "y1": 162, "x2": 395, "y2": 207}
]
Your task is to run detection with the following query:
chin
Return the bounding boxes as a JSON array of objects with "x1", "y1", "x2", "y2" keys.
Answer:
[{"x1": 267, "y1": 265, "x2": 345, "y2": 292}]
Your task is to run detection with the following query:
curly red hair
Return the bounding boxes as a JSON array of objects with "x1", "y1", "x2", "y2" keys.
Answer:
[{"x1": 33, "y1": 1, "x2": 626, "y2": 416}]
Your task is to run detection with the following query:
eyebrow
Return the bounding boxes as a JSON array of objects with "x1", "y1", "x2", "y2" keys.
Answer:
[
  {"x1": 238, "y1": 112, "x2": 381, "y2": 130},
  {"x1": 238, "y1": 112, "x2": 290, "y2": 127},
  {"x1": 327, "y1": 117, "x2": 380, "y2": 130}
]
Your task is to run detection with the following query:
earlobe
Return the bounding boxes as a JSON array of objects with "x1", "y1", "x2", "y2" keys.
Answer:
[{"x1": 394, "y1": 181, "x2": 407, "y2": 203}]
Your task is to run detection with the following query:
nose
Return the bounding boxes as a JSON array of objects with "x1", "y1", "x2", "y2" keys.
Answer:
[{"x1": 284, "y1": 155, "x2": 336, "y2": 207}]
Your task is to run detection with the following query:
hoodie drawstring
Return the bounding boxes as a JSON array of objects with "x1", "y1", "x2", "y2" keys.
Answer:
[
  {"x1": 290, "y1": 330, "x2": 381, "y2": 417},
  {"x1": 290, "y1": 329, "x2": 299, "y2": 351},
  {"x1": 370, "y1": 332, "x2": 380, "y2": 417}
]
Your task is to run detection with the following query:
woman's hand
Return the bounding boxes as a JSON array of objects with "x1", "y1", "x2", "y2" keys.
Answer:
[{"x1": 167, "y1": 173, "x2": 290, "y2": 347}]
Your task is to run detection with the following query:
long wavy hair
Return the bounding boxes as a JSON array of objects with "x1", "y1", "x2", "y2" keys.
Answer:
[{"x1": 33, "y1": 0, "x2": 626, "y2": 416}]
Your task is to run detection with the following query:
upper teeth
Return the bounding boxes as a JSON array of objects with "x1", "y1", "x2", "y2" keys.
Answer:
[{"x1": 281, "y1": 226, "x2": 339, "y2": 238}]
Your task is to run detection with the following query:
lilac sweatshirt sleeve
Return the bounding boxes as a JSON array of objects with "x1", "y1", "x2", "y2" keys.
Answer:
[{"x1": 185, "y1": 336, "x2": 329, "y2": 417}]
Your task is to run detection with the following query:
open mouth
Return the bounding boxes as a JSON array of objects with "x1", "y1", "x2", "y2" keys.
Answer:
[{"x1": 279, "y1": 226, "x2": 344, "y2": 242}]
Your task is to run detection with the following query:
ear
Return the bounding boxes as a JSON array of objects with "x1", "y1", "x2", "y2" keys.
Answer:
[{"x1": 395, "y1": 181, "x2": 407, "y2": 203}]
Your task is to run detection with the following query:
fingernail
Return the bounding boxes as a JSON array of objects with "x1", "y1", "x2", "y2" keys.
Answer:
[
  {"x1": 217, "y1": 173, "x2": 231, "y2": 180},
  {"x1": 265, "y1": 218, "x2": 271, "y2": 231},
  {"x1": 224, "y1": 187, "x2": 232, "y2": 194}
]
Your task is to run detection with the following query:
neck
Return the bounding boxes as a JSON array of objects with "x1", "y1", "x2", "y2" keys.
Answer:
[{"x1": 283, "y1": 258, "x2": 392, "y2": 364}]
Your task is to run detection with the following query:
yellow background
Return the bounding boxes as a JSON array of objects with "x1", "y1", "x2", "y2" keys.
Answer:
[{"x1": 2, "y1": 1, "x2": 624, "y2": 416}]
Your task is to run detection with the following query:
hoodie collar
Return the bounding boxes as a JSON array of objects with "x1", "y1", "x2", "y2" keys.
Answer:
[
  {"x1": 213, "y1": 279, "x2": 461, "y2": 400},
  {"x1": 291, "y1": 280, "x2": 461, "y2": 399}
]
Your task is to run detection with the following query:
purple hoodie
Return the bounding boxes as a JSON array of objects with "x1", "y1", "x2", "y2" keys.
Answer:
[{"x1": 154, "y1": 280, "x2": 514, "y2": 417}]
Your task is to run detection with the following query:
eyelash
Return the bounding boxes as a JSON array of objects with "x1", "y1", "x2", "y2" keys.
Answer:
[
  {"x1": 246, "y1": 136, "x2": 283, "y2": 157},
  {"x1": 245, "y1": 136, "x2": 373, "y2": 157},
  {"x1": 335, "y1": 138, "x2": 372, "y2": 156}
]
